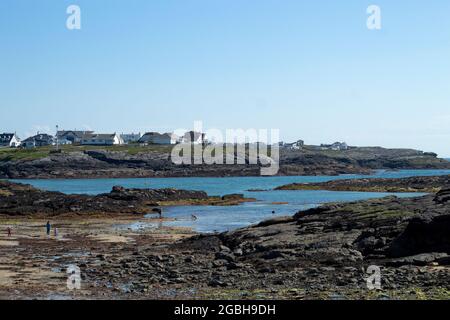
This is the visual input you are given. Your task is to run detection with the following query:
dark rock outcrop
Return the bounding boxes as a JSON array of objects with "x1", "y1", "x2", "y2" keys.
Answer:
[
  {"x1": 276, "y1": 175, "x2": 450, "y2": 193},
  {"x1": 184, "y1": 189, "x2": 450, "y2": 270},
  {"x1": 434, "y1": 188, "x2": 450, "y2": 204},
  {"x1": 388, "y1": 214, "x2": 450, "y2": 257},
  {"x1": 0, "y1": 181, "x2": 233, "y2": 216}
]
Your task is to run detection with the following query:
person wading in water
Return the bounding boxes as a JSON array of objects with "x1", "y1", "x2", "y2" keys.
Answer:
[{"x1": 46, "y1": 221, "x2": 51, "y2": 236}]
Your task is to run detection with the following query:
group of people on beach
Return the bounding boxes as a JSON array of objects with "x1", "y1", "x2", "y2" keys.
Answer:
[
  {"x1": 46, "y1": 221, "x2": 58, "y2": 236},
  {"x1": 5, "y1": 211, "x2": 202, "y2": 237},
  {"x1": 5, "y1": 221, "x2": 57, "y2": 237}
]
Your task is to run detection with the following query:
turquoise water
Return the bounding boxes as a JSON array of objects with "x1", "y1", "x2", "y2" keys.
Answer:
[
  {"x1": 10, "y1": 169, "x2": 450, "y2": 233},
  {"x1": 11, "y1": 169, "x2": 450, "y2": 196},
  {"x1": 147, "y1": 190, "x2": 423, "y2": 233}
]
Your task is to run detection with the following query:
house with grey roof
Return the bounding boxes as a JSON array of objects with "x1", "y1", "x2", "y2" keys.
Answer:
[
  {"x1": 22, "y1": 134, "x2": 55, "y2": 148},
  {"x1": 138, "y1": 132, "x2": 179, "y2": 145},
  {"x1": 56, "y1": 130, "x2": 94, "y2": 144},
  {"x1": 80, "y1": 133, "x2": 124, "y2": 146},
  {"x1": 0, "y1": 133, "x2": 21, "y2": 148},
  {"x1": 320, "y1": 142, "x2": 349, "y2": 151},
  {"x1": 120, "y1": 133, "x2": 142, "y2": 144},
  {"x1": 284, "y1": 139, "x2": 304, "y2": 150}
]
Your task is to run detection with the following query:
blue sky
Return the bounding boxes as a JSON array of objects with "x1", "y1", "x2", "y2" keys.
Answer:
[{"x1": 0, "y1": 0, "x2": 449, "y2": 156}]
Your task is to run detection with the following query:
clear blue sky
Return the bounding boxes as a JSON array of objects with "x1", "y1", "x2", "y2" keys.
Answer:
[{"x1": 0, "y1": 0, "x2": 449, "y2": 156}]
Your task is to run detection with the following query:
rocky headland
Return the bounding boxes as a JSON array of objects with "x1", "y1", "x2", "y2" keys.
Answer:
[
  {"x1": 1, "y1": 146, "x2": 449, "y2": 179},
  {"x1": 275, "y1": 175, "x2": 450, "y2": 193}
]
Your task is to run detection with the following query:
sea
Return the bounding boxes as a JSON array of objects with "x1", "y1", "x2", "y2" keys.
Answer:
[{"x1": 10, "y1": 169, "x2": 450, "y2": 233}]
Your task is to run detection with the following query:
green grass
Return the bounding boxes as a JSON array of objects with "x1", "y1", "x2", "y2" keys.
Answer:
[
  {"x1": 0, "y1": 147, "x2": 51, "y2": 161},
  {"x1": 0, "y1": 143, "x2": 277, "y2": 162},
  {"x1": 0, "y1": 144, "x2": 175, "y2": 162}
]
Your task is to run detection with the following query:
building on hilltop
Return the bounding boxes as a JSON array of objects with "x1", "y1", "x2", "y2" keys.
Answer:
[
  {"x1": 284, "y1": 139, "x2": 304, "y2": 150},
  {"x1": 22, "y1": 133, "x2": 55, "y2": 148},
  {"x1": 80, "y1": 133, "x2": 124, "y2": 146},
  {"x1": 138, "y1": 132, "x2": 179, "y2": 145},
  {"x1": 0, "y1": 133, "x2": 21, "y2": 148},
  {"x1": 56, "y1": 130, "x2": 94, "y2": 144},
  {"x1": 320, "y1": 142, "x2": 348, "y2": 151},
  {"x1": 120, "y1": 133, "x2": 142, "y2": 144}
]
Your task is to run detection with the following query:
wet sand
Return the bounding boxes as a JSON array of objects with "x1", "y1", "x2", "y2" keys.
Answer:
[{"x1": 0, "y1": 215, "x2": 195, "y2": 300}]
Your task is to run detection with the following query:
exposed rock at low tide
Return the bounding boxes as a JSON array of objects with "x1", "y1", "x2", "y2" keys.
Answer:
[
  {"x1": 1, "y1": 184, "x2": 448, "y2": 299},
  {"x1": 179, "y1": 188, "x2": 450, "y2": 280},
  {"x1": 275, "y1": 175, "x2": 450, "y2": 193},
  {"x1": 72, "y1": 188, "x2": 448, "y2": 298},
  {"x1": 0, "y1": 181, "x2": 251, "y2": 216}
]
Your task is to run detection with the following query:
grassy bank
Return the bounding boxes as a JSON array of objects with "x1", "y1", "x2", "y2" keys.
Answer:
[{"x1": 0, "y1": 144, "x2": 174, "y2": 161}]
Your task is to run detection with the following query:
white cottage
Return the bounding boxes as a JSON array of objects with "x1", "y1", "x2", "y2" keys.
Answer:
[
  {"x1": 0, "y1": 133, "x2": 21, "y2": 148},
  {"x1": 138, "y1": 132, "x2": 178, "y2": 145},
  {"x1": 80, "y1": 133, "x2": 124, "y2": 146},
  {"x1": 120, "y1": 133, "x2": 142, "y2": 144},
  {"x1": 57, "y1": 130, "x2": 94, "y2": 144},
  {"x1": 284, "y1": 140, "x2": 304, "y2": 150}
]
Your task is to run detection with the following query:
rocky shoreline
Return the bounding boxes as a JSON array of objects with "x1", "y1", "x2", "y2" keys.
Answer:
[
  {"x1": 1, "y1": 146, "x2": 449, "y2": 179},
  {"x1": 0, "y1": 181, "x2": 254, "y2": 217},
  {"x1": 275, "y1": 175, "x2": 450, "y2": 193},
  {"x1": 81, "y1": 188, "x2": 450, "y2": 299},
  {"x1": 0, "y1": 179, "x2": 449, "y2": 299}
]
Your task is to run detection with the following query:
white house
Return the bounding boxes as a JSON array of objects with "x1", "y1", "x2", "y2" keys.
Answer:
[
  {"x1": 284, "y1": 139, "x2": 304, "y2": 150},
  {"x1": 0, "y1": 133, "x2": 21, "y2": 148},
  {"x1": 138, "y1": 132, "x2": 178, "y2": 145},
  {"x1": 181, "y1": 131, "x2": 206, "y2": 145},
  {"x1": 21, "y1": 133, "x2": 55, "y2": 148},
  {"x1": 120, "y1": 133, "x2": 142, "y2": 144},
  {"x1": 56, "y1": 130, "x2": 94, "y2": 144},
  {"x1": 58, "y1": 138, "x2": 73, "y2": 145},
  {"x1": 321, "y1": 142, "x2": 348, "y2": 151},
  {"x1": 80, "y1": 133, "x2": 124, "y2": 146}
]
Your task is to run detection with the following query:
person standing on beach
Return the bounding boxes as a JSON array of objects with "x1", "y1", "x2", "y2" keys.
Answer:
[
  {"x1": 6, "y1": 227, "x2": 11, "y2": 237},
  {"x1": 46, "y1": 221, "x2": 51, "y2": 236}
]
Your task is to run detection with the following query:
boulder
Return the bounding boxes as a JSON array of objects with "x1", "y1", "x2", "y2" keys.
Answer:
[
  {"x1": 389, "y1": 214, "x2": 450, "y2": 257},
  {"x1": 434, "y1": 188, "x2": 450, "y2": 204}
]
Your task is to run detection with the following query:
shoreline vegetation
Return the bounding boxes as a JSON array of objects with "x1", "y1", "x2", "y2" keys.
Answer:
[
  {"x1": 274, "y1": 175, "x2": 450, "y2": 193},
  {"x1": 0, "y1": 176, "x2": 449, "y2": 299},
  {"x1": 1, "y1": 144, "x2": 449, "y2": 179}
]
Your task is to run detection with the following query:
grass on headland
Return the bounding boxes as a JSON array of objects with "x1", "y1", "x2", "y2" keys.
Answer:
[
  {"x1": 0, "y1": 143, "x2": 270, "y2": 162},
  {"x1": 0, "y1": 144, "x2": 174, "y2": 161}
]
